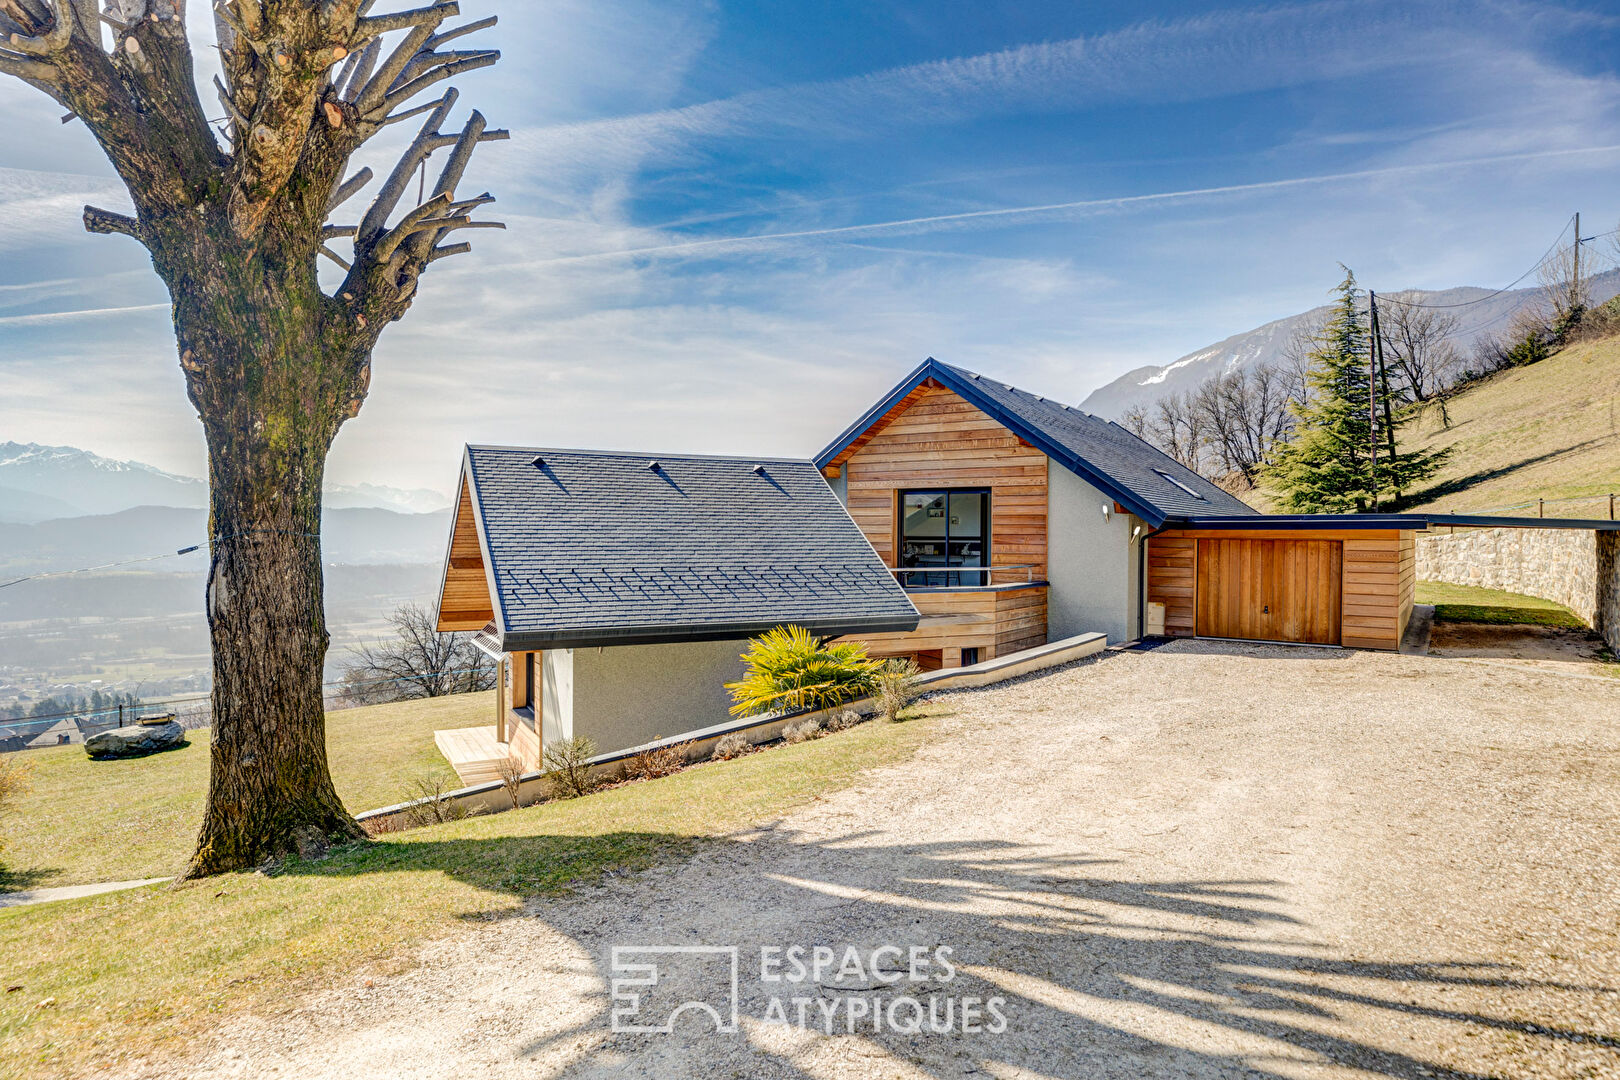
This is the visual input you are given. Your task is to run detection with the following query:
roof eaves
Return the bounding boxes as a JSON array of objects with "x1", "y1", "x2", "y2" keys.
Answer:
[
  {"x1": 812, "y1": 357, "x2": 936, "y2": 469},
  {"x1": 496, "y1": 611, "x2": 923, "y2": 652},
  {"x1": 432, "y1": 462, "x2": 467, "y2": 631},
  {"x1": 462, "y1": 447, "x2": 509, "y2": 639},
  {"x1": 922, "y1": 362, "x2": 1171, "y2": 526}
]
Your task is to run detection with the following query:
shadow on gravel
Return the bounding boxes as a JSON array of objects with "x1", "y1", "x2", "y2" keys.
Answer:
[{"x1": 287, "y1": 829, "x2": 1618, "y2": 1079}]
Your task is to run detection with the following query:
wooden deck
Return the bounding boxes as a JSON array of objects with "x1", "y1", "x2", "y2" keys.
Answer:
[{"x1": 434, "y1": 725, "x2": 515, "y2": 786}]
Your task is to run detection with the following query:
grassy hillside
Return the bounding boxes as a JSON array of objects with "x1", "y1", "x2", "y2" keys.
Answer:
[
  {"x1": 1, "y1": 692, "x2": 470, "y2": 890},
  {"x1": 1401, "y1": 334, "x2": 1620, "y2": 516}
]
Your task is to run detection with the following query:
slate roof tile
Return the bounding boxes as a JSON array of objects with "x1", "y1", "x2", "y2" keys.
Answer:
[{"x1": 463, "y1": 446, "x2": 919, "y2": 650}]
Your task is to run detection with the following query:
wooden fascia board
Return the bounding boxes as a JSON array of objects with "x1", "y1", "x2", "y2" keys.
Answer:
[
  {"x1": 462, "y1": 451, "x2": 508, "y2": 644},
  {"x1": 432, "y1": 464, "x2": 471, "y2": 633}
]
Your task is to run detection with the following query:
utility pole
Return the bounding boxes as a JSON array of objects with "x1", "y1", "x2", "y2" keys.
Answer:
[
  {"x1": 1573, "y1": 212, "x2": 1580, "y2": 311},
  {"x1": 1372, "y1": 294, "x2": 1399, "y2": 497}
]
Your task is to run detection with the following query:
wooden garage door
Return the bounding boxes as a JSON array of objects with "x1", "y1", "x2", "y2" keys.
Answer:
[{"x1": 1196, "y1": 539, "x2": 1343, "y2": 645}]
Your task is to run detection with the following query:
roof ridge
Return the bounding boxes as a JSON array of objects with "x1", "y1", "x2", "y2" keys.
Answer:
[{"x1": 467, "y1": 444, "x2": 811, "y2": 465}]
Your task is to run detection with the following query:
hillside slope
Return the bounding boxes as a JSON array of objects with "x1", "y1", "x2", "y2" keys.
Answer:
[
  {"x1": 1080, "y1": 269, "x2": 1620, "y2": 420},
  {"x1": 1401, "y1": 334, "x2": 1620, "y2": 516}
]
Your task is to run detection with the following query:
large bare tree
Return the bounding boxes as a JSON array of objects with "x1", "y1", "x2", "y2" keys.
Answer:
[
  {"x1": 0, "y1": 0, "x2": 504, "y2": 874},
  {"x1": 1376, "y1": 294, "x2": 1460, "y2": 403}
]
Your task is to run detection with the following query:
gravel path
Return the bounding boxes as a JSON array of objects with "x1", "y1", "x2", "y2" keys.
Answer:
[
  {"x1": 0, "y1": 877, "x2": 170, "y2": 909},
  {"x1": 138, "y1": 641, "x2": 1620, "y2": 1080}
]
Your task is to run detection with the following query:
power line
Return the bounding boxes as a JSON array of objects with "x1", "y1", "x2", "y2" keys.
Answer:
[
  {"x1": 1376, "y1": 214, "x2": 1576, "y2": 311},
  {"x1": 0, "y1": 664, "x2": 492, "y2": 730},
  {"x1": 0, "y1": 529, "x2": 322, "y2": 591}
]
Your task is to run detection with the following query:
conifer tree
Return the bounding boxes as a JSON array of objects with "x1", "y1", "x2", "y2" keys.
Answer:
[{"x1": 1264, "y1": 269, "x2": 1448, "y2": 512}]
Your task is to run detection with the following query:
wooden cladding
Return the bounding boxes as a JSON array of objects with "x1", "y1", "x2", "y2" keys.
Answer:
[
  {"x1": 1342, "y1": 534, "x2": 1415, "y2": 651},
  {"x1": 1196, "y1": 538, "x2": 1343, "y2": 645},
  {"x1": 435, "y1": 475, "x2": 496, "y2": 631},
  {"x1": 1146, "y1": 536, "x2": 1196, "y2": 637},
  {"x1": 840, "y1": 383, "x2": 1048, "y2": 582},
  {"x1": 1146, "y1": 528, "x2": 1414, "y2": 651},
  {"x1": 840, "y1": 584, "x2": 1048, "y2": 663}
]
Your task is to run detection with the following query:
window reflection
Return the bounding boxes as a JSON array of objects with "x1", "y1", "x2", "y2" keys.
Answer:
[{"x1": 899, "y1": 488, "x2": 989, "y2": 587}]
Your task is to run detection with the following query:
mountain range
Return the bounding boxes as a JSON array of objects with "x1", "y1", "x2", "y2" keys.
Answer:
[
  {"x1": 0, "y1": 442, "x2": 451, "y2": 523},
  {"x1": 1078, "y1": 269, "x2": 1620, "y2": 419}
]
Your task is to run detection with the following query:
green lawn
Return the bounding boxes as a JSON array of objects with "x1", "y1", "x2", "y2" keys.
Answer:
[
  {"x1": 1416, "y1": 580, "x2": 1587, "y2": 629},
  {"x1": 0, "y1": 692, "x2": 473, "y2": 891},
  {"x1": 0, "y1": 704, "x2": 940, "y2": 1080}
]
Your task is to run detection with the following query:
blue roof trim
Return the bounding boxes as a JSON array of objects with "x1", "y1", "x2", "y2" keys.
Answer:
[
  {"x1": 1176, "y1": 513, "x2": 1620, "y2": 532},
  {"x1": 813, "y1": 358, "x2": 1254, "y2": 527},
  {"x1": 924, "y1": 361, "x2": 1170, "y2": 525}
]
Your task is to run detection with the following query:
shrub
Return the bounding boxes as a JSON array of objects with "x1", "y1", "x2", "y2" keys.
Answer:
[
  {"x1": 401, "y1": 774, "x2": 473, "y2": 828},
  {"x1": 826, "y1": 709, "x2": 864, "y2": 732},
  {"x1": 495, "y1": 754, "x2": 527, "y2": 810},
  {"x1": 782, "y1": 718, "x2": 822, "y2": 744},
  {"x1": 872, "y1": 658, "x2": 921, "y2": 722},
  {"x1": 711, "y1": 732, "x2": 753, "y2": 760},
  {"x1": 725, "y1": 625, "x2": 878, "y2": 717},
  {"x1": 626, "y1": 741, "x2": 687, "y2": 781},
  {"x1": 543, "y1": 735, "x2": 599, "y2": 798},
  {"x1": 0, "y1": 755, "x2": 30, "y2": 856}
]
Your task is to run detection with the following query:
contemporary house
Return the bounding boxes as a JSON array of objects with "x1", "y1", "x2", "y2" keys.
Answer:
[
  {"x1": 431, "y1": 445, "x2": 918, "y2": 782},
  {"x1": 432, "y1": 359, "x2": 1619, "y2": 783},
  {"x1": 816, "y1": 358, "x2": 1619, "y2": 660},
  {"x1": 814, "y1": 357, "x2": 1260, "y2": 661}
]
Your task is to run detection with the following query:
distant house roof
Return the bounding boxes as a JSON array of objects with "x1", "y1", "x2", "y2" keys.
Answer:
[
  {"x1": 437, "y1": 446, "x2": 920, "y2": 652},
  {"x1": 813, "y1": 358, "x2": 1258, "y2": 528}
]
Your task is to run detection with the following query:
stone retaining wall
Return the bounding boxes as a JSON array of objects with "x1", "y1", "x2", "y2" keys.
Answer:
[{"x1": 1415, "y1": 527, "x2": 1619, "y2": 652}]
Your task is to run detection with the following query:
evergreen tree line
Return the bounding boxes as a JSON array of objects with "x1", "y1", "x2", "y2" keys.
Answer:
[{"x1": 27, "y1": 689, "x2": 143, "y2": 719}]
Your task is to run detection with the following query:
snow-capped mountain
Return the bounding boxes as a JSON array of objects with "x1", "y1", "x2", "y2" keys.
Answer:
[
  {"x1": 0, "y1": 442, "x2": 206, "y2": 520},
  {"x1": 1079, "y1": 269, "x2": 1620, "y2": 420},
  {"x1": 0, "y1": 442, "x2": 451, "y2": 522}
]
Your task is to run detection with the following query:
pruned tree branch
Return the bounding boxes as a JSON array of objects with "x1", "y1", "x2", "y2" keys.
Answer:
[
  {"x1": 353, "y1": 2, "x2": 449, "y2": 40},
  {"x1": 83, "y1": 203, "x2": 144, "y2": 240},
  {"x1": 2, "y1": 0, "x2": 70, "y2": 55},
  {"x1": 326, "y1": 166, "x2": 373, "y2": 211},
  {"x1": 380, "y1": 48, "x2": 495, "y2": 113}
]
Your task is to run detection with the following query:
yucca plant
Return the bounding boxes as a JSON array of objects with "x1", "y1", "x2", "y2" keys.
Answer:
[{"x1": 726, "y1": 626, "x2": 880, "y2": 717}]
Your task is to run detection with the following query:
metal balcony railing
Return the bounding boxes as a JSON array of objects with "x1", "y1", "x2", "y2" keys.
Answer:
[{"x1": 888, "y1": 564, "x2": 1039, "y2": 588}]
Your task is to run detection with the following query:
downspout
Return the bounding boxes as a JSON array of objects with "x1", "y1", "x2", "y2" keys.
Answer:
[{"x1": 1136, "y1": 523, "x2": 1171, "y2": 640}]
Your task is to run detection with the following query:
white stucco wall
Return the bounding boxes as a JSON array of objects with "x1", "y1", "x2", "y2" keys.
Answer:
[
  {"x1": 540, "y1": 648, "x2": 574, "y2": 747},
  {"x1": 1045, "y1": 462, "x2": 1143, "y2": 644},
  {"x1": 542, "y1": 638, "x2": 750, "y2": 757}
]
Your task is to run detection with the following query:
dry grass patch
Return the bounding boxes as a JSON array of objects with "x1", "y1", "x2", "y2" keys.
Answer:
[
  {"x1": 1403, "y1": 334, "x2": 1620, "y2": 515},
  {"x1": 0, "y1": 702, "x2": 943, "y2": 1080},
  {"x1": 0, "y1": 693, "x2": 476, "y2": 890}
]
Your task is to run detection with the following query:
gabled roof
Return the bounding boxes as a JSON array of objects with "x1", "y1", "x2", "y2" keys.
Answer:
[
  {"x1": 439, "y1": 445, "x2": 919, "y2": 651},
  {"x1": 814, "y1": 358, "x2": 1258, "y2": 527}
]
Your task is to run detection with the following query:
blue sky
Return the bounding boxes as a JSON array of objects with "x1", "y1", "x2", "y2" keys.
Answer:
[{"x1": 4, "y1": 0, "x2": 1620, "y2": 497}]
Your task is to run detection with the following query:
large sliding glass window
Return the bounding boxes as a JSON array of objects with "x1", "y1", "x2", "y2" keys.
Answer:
[{"x1": 898, "y1": 489, "x2": 990, "y2": 587}]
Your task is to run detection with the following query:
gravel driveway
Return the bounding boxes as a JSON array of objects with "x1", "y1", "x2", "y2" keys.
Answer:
[{"x1": 153, "y1": 641, "x2": 1620, "y2": 1080}]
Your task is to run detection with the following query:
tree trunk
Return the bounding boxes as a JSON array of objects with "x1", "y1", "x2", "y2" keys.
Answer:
[
  {"x1": 180, "y1": 224, "x2": 368, "y2": 877},
  {"x1": 188, "y1": 444, "x2": 363, "y2": 875}
]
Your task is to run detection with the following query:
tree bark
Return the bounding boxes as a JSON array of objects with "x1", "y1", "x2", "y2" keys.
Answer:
[{"x1": 177, "y1": 214, "x2": 370, "y2": 875}]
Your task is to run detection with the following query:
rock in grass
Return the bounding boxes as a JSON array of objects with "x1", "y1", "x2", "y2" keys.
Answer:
[{"x1": 84, "y1": 721, "x2": 185, "y2": 759}]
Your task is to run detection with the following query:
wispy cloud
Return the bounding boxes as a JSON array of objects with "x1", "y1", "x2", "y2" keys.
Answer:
[
  {"x1": 518, "y1": 143, "x2": 1620, "y2": 264},
  {"x1": 504, "y1": 1, "x2": 1579, "y2": 189},
  {"x1": 0, "y1": 303, "x2": 168, "y2": 327}
]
